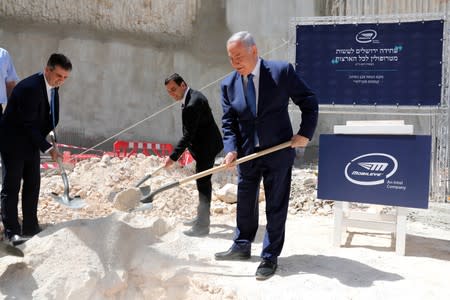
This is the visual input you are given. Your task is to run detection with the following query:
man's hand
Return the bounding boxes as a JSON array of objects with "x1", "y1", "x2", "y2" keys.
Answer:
[
  {"x1": 223, "y1": 151, "x2": 237, "y2": 169},
  {"x1": 49, "y1": 148, "x2": 62, "y2": 162},
  {"x1": 164, "y1": 157, "x2": 175, "y2": 169},
  {"x1": 291, "y1": 134, "x2": 309, "y2": 148}
]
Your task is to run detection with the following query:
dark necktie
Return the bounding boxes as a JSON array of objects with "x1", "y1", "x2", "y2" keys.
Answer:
[
  {"x1": 246, "y1": 74, "x2": 259, "y2": 146},
  {"x1": 50, "y1": 88, "x2": 56, "y2": 129},
  {"x1": 246, "y1": 74, "x2": 256, "y2": 117}
]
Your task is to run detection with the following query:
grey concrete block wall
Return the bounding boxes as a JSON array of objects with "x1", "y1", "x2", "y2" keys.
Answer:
[
  {"x1": 1, "y1": 0, "x2": 447, "y2": 171},
  {"x1": 0, "y1": 1, "x2": 229, "y2": 151},
  {"x1": 0, "y1": 0, "x2": 318, "y2": 154},
  {"x1": 0, "y1": 0, "x2": 197, "y2": 37}
]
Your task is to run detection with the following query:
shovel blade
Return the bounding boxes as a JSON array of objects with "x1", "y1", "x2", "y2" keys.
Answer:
[
  {"x1": 51, "y1": 193, "x2": 87, "y2": 209},
  {"x1": 139, "y1": 185, "x2": 151, "y2": 198},
  {"x1": 0, "y1": 241, "x2": 25, "y2": 257}
]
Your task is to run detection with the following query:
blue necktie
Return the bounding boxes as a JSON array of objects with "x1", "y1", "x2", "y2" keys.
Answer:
[
  {"x1": 246, "y1": 74, "x2": 256, "y2": 117},
  {"x1": 246, "y1": 74, "x2": 259, "y2": 146},
  {"x1": 50, "y1": 88, "x2": 56, "y2": 129}
]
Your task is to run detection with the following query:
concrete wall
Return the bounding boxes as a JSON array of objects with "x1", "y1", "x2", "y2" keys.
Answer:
[
  {"x1": 0, "y1": 0, "x2": 317, "y2": 154},
  {"x1": 1, "y1": 0, "x2": 447, "y2": 170},
  {"x1": 0, "y1": 0, "x2": 198, "y2": 37},
  {"x1": 0, "y1": 0, "x2": 230, "y2": 151}
]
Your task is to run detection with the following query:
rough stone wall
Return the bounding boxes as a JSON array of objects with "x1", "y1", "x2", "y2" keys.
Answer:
[
  {"x1": 0, "y1": 0, "x2": 232, "y2": 152},
  {"x1": 0, "y1": 0, "x2": 197, "y2": 38}
]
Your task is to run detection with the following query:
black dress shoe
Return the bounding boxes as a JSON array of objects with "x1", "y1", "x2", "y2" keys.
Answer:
[
  {"x1": 255, "y1": 260, "x2": 277, "y2": 280},
  {"x1": 183, "y1": 226, "x2": 209, "y2": 237},
  {"x1": 215, "y1": 247, "x2": 251, "y2": 261},
  {"x1": 8, "y1": 234, "x2": 29, "y2": 246}
]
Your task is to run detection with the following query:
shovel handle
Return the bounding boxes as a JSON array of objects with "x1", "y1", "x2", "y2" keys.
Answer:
[
  {"x1": 50, "y1": 132, "x2": 71, "y2": 200},
  {"x1": 140, "y1": 141, "x2": 292, "y2": 203},
  {"x1": 49, "y1": 132, "x2": 65, "y2": 173},
  {"x1": 135, "y1": 165, "x2": 165, "y2": 187},
  {"x1": 178, "y1": 141, "x2": 292, "y2": 185},
  {"x1": 140, "y1": 181, "x2": 179, "y2": 203}
]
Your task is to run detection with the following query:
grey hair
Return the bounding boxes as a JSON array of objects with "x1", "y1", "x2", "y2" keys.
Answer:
[{"x1": 227, "y1": 31, "x2": 256, "y2": 50}]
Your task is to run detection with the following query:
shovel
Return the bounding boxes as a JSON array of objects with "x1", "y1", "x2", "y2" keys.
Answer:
[
  {"x1": 0, "y1": 241, "x2": 24, "y2": 257},
  {"x1": 108, "y1": 165, "x2": 164, "y2": 202},
  {"x1": 141, "y1": 141, "x2": 293, "y2": 204},
  {"x1": 134, "y1": 165, "x2": 165, "y2": 196},
  {"x1": 111, "y1": 165, "x2": 165, "y2": 212},
  {"x1": 49, "y1": 132, "x2": 86, "y2": 209}
]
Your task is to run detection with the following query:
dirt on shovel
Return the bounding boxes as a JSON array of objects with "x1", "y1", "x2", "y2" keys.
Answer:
[{"x1": 112, "y1": 166, "x2": 164, "y2": 211}]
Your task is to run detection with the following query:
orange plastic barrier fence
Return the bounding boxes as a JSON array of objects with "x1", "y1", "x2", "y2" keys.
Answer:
[{"x1": 113, "y1": 140, "x2": 194, "y2": 166}]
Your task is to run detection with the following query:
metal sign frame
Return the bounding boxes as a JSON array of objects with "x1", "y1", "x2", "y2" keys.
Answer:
[{"x1": 289, "y1": 13, "x2": 449, "y2": 202}]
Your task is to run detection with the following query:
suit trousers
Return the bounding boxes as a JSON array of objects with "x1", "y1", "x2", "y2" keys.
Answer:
[
  {"x1": 1, "y1": 150, "x2": 41, "y2": 238},
  {"x1": 194, "y1": 155, "x2": 215, "y2": 226},
  {"x1": 234, "y1": 157, "x2": 292, "y2": 263},
  {"x1": 195, "y1": 155, "x2": 216, "y2": 204}
]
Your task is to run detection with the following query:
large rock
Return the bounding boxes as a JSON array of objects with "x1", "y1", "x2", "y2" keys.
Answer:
[
  {"x1": 214, "y1": 183, "x2": 265, "y2": 204},
  {"x1": 214, "y1": 183, "x2": 237, "y2": 204}
]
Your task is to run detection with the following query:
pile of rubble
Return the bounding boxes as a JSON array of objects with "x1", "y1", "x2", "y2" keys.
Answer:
[{"x1": 32, "y1": 154, "x2": 327, "y2": 227}]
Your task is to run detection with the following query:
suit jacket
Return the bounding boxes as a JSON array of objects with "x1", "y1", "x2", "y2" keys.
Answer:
[
  {"x1": 170, "y1": 88, "x2": 223, "y2": 163},
  {"x1": 0, "y1": 72, "x2": 59, "y2": 157},
  {"x1": 220, "y1": 59, "x2": 318, "y2": 169}
]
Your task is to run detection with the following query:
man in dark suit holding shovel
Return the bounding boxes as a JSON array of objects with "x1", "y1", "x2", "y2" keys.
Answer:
[
  {"x1": 0, "y1": 53, "x2": 71, "y2": 245},
  {"x1": 215, "y1": 31, "x2": 318, "y2": 280},
  {"x1": 164, "y1": 73, "x2": 223, "y2": 237}
]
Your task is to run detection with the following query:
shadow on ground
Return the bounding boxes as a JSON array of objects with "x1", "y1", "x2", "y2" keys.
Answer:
[{"x1": 279, "y1": 254, "x2": 403, "y2": 287}]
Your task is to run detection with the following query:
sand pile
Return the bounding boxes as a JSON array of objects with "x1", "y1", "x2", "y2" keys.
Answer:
[
  {"x1": 0, "y1": 213, "x2": 234, "y2": 299},
  {"x1": 1, "y1": 154, "x2": 450, "y2": 299},
  {"x1": 0, "y1": 154, "x2": 352, "y2": 299}
]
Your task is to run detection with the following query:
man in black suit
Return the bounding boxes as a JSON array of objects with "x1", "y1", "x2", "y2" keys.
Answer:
[
  {"x1": 164, "y1": 73, "x2": 223, "y2": 237},
  {"x1": 0, "y1": 53, "x2": 72, "y2": 245}
]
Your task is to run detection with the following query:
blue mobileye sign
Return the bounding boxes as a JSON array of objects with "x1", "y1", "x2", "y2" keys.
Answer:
[
  {"x1": 296, "y1": 20, "x2": 443, "y2": 106},
  {"x1": 317, "y1": 135, "x2": 431, "y2": 208},
  {"x1": 345, "y1": 153, "x2": 398, "y2": 186}
]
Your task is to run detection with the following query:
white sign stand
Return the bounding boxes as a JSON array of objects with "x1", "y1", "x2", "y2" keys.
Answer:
[{"x1": 332, "y1": 120, "x2": 413, "y2": 255}]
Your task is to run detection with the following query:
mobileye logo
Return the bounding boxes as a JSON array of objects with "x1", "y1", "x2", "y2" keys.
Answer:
[
  {"x1": 344, "y1": 153, "x2": 398, "y2": 186},
  {"x1": 355, "y1": 29, "x2": 377, "y2": 43}
]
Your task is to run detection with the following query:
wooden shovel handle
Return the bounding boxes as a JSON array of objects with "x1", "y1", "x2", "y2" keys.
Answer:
[
  {"x1": 135, "y1": 165, "x2": 165, "y2": 187},
  {"x1": 178, "y1": 141, "x2": 292, "y2": 185}
]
